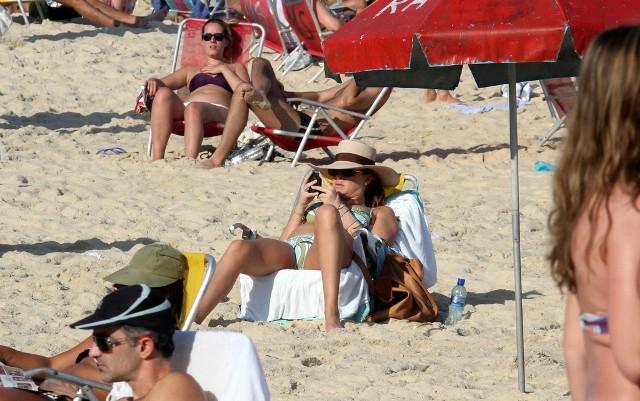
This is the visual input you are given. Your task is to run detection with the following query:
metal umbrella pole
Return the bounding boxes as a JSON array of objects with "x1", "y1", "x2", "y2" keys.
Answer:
[{"x1": 507, "y1": 63, "x2": 526, "y2": 392}]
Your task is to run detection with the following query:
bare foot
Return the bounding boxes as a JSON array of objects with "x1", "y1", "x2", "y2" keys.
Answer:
[
  {"x1": 325, "y1": 318, "x2": 345, "y2": 332},
  {"x1": 198, "y1": 158, "x2": 224, "y2": 169},
  {"x1": 436, "y1": 91, "x2": 463, "y2": 104},
  {"x1": 423, "y1": 89, "x2": 437, "y2": 102},
  {"x1": 240, "y1": 86, "x2": 271, "y2": 110}
]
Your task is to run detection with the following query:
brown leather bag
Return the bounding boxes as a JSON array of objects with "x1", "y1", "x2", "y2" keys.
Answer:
[{"x1": 355, "y1": 253, "x2": 439, "y2": 323}]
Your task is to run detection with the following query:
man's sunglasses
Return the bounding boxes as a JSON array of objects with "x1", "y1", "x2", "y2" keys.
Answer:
[
  {"x1": 201, "y1": 33, "x2": 226, "y2": 42},
  {"x1": 327, "y1": 169, "x2": 364, "y2": 178},
  {"x1": 92, "y1": 334, "x2": 150, "y2": 353}
]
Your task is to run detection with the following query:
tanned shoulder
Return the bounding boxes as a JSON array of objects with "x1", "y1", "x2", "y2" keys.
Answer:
[{"x1": 145, "y1": 372, "x2": 206, "y2": 401}]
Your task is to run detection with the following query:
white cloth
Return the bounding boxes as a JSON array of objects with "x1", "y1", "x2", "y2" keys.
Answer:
[
  {"x1": 384, "y1": 190, "x2": 438, "y2": 288},
  {"x1": 107, "y1": 331, "x2": 270, "y2": 401},
  {"x1": 238, "y1": 236, "x2": 370, "y2": 322}
]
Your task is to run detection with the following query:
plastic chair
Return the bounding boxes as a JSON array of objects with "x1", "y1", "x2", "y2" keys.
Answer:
[
  {"x1": 25, "y1": 331, "x2": 270, "y2": 401},
  {"x1": 146, "y1": 18, "x2": 266, "y2": 157},
  {"x1": 238, "y1": 173, "x2": 437, "y2": 322},
  {"x1": 538, "y1": 78, "x2": 577, "y2": 148},
  {"x1": 251, "y1": 86, "x2": 390, "y2": 167}
]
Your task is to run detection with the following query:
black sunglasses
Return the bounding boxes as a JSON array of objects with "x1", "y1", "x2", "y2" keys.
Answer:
[
  {"x1": 327, "y1": 169, "x2": 365, "y2": 178},
  {"x1": 201, "y1": 32, "x2": 226, "y2": 42},
  {"x1": 92, "y1": 335, "x2": 136, "y2": 353}
]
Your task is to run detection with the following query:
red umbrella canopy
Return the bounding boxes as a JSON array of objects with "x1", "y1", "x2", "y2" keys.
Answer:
[{"x1": 324, "y1": 0, "x2": 640, "y2": 76}]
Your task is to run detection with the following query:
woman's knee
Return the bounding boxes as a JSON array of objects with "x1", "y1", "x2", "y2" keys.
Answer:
[
  {"x1": 153, "y1": 86, "x2": 174, "y2": 105},
  {"x1": 224, "y1": 239, "x2": 254, "y2": 262},
  {"x1": 251, "y1": 57, "x2": 270, "y2": 71},
  {"x1": 314, "y1": 204, "x2": 341, "y2": 229},
  {"x1": 183, "y1": 102, "x2": 206, "y2": 121}
]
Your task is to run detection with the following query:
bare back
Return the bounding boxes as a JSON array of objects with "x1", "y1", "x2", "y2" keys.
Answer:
[{"x1": 571, "y1": 186, "x2": 640, "y2": 400}]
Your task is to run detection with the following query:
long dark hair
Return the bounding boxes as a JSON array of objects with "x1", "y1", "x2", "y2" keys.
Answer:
[
  {"x1": 202, "y1": 18, "x2": 234, "y2": 61},
  {"x1": 548, "y1": 26, "x2": 640, "y2": 292},
  {"x1": 363, "y1": 170, "x2": 385, "y2": 207}
]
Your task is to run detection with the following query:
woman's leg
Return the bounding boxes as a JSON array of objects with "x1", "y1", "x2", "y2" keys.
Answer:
[
  {"x1": 244, "y1": 58, "x2": 300, "y2": 130},
  {"x1": 195, "y1": 238, "x2": 295, "y2": 323},
  {"x1": 303, "y1": 205, "x2": 353, "y2": 331},
  {"x1": 201, "y1": 87, "x2": 249, "y2": 168},
  {"x1": 150, "y1": 87, "x2": 185, "y2": 160},
  {"x1": 182, "y1": 102, "x2": 228, "y2": 159}
]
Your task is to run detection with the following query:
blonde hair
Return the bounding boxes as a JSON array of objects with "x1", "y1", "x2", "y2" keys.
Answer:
[{"x1": 548, "y1": 25, "x2": 640, "y2": 292}]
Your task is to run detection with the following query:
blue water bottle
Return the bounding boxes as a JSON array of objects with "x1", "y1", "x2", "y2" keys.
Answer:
[{"x1": 444, "y1": 278, "x2": 467, "y2": 326}]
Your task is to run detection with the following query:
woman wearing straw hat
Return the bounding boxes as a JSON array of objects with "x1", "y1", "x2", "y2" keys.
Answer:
[{"x1": 196, "y1": 140, "x2": 400, "y2": 331}]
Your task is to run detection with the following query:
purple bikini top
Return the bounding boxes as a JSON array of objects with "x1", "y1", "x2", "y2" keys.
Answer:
[{"x1": 188, "y1": 73, "x2": 232, "y2": 93}]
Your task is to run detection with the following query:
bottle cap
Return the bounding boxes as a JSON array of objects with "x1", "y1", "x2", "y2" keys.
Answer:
[{"x1": 457, "y1": 277, "x2": 465, "y2": 286}]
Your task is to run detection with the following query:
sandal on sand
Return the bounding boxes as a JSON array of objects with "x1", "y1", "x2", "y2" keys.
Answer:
[
  {"x1": 97, "y1": 147, "x2": 127, "y2": 156},
  {"x1": 228, "y1": 223, "x2": 257, "y2": 240}
]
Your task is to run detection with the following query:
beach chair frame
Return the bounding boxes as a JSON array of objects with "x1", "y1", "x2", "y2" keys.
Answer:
[
  {"x1": 252, "y1": 86, "x2": 390, "y2": 167},
  {"x1": 146, "y1": 18, "x2": 265, "y2": 157},
  {"x1": 0, "y1": 0, "x2": 45, "y2": 25},
  {"x1": 538, "y1": 78, "x2": 577, "y2": 148}
]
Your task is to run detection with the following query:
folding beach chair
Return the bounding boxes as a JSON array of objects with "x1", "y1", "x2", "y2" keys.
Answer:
[
  {"x1": 250, "y1": 86, "x2": 390, "y2": 167},
  {"x1": 538, "y1": 78, "x2": 577, "y2": 148},
  {"x1": 238, "y1": 173, "x2": 437, "y2": 322},
  {"x1": 25, "y1": 331, "x2": 270, "y2": 401},
  {"x1": 281, "y1": 0, "x2": 329, "y2": 82},
  {"x1": 146, "y1": 18, "x2": 265, "y2": 157},
  {"x1": 178, "y1": 252, "x2": 216, "y2": 330},
  {"x1": 0, "y1": 0, "x2": 45, "y2": 25}
]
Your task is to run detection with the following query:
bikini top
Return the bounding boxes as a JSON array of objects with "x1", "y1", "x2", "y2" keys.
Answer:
[
  {"x1": 579, "y1": 312, "x2": 608, "y2": 335},
  {"x1": 188, "y1": 73, "x2": 232, "y2": 93}
]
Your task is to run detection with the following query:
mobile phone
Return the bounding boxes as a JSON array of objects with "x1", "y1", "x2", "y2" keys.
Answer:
[{"x1": 307, "y1": 171, "x2": 321, "y2": 194}]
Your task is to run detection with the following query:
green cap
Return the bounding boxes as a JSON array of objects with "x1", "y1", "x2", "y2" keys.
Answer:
[{"x1": 103, "y1": 243, "x2": 186, "y2": 287}]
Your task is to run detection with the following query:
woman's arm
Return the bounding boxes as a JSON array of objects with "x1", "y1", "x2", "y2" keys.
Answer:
[
  {"x1": 145, "y1": 67, "x2": 191, "y2": 95},
  {"x1": 279, "y1": 171, "x2": 318, "y2": 241},
  {"x1": 0, "y1": 336, "x2": 92, "y2": 371},
  {"x1": 563, "y1": 292, "x2": 587, "y2": 401},
  {"x1": 369, "y1": 205, "x2": 398, "y2": 244},
  {"x1": 199, "y1": 63, "x2": 250, "y2": 92},
  {"x1": 606, "y1": 194, "x2": 640, "y2": 383}
]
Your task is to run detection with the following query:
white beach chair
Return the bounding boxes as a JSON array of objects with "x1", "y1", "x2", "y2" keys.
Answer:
[{"x1": 238, "y1": 173, "x2": 437, "y2": 322}]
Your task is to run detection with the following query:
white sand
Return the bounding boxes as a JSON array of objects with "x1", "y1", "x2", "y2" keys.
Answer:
[{"x1": 1, "y1": 12, "x2": 568, "y2": 400}]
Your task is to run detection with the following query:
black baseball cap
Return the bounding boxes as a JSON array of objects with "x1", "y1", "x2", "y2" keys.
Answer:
[{"x1": 70, "y1": 284, "x2": 175, "y2": 334}]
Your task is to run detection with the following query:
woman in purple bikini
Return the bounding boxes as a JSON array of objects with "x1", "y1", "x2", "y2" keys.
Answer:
[
  {"x1": 144, "y1": 18, "x2": 250, "y2": 167},
  {"x1": 549, "y1": 26, "x2": 640, "y2": 401}
]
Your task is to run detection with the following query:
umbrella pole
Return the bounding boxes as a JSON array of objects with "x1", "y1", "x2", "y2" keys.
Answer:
[{"x1": 508, "y1": 64, "x2": 526, "y2": 393}]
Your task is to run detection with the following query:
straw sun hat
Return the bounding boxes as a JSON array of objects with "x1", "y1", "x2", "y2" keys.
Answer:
[{"x1": 310, "y1": 140, "x2": 400, "y2": 187}]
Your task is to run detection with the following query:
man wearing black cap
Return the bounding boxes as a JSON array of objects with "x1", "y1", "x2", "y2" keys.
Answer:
[{"x1": 70, "y1": 284, "x2": 205, "y2": 401}]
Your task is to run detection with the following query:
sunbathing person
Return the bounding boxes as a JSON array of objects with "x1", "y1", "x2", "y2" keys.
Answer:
[
  {"x1": 236, "y1": 57, "x2": 390, "y2": 139},
  {"x1": 49, "y1": 0, "x2": 166, "y2": 27},
  {"x1": 195, "y1": 140, "x2": 399, "y2": 331},
  {"x1": 0, "y1": 243, "x2": 186, "y2": 401},
  {"x1": 71, "y1": 284, "x2": 206, "y2": 401},
  {"x1": 144, "y1": 18, "x2": 250, "y2": 167}
]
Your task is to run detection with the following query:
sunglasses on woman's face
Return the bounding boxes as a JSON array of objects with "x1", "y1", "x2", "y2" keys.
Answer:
[
  {"x1": 328, "y1": 169, "x2": 364, "y2": 178},
  {"x1": 202, "y1": 32, "x2": 226, "y2": 42}
]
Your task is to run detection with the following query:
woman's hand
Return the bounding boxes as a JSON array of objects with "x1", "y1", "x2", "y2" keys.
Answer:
[
  {"x1": 145, "y1": 78, "x2": 163, "y2": 97},
  {"x1": 294, "y1": 171, "x2": 322, "y2": 215},
  {"x1": 313, "y1": 179, "x2": 341, "y2": 208},
  {"x1": 200, "y1": 63, "x2": 227, "y2": 75}
]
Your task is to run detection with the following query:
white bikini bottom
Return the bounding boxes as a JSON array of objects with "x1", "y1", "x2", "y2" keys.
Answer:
[{"x1": 183, "y1": 101, "x2": 229, "y2": 110}]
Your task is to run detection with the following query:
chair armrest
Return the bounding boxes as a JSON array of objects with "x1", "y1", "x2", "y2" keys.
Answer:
[{"x1": 286, "y1": 97, "x2": 370, "y2": 120}]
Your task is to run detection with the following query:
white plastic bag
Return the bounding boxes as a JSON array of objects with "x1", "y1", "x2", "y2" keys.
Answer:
[{"x1": 0, "y1": 5, "x2": 12, "y2": 36}]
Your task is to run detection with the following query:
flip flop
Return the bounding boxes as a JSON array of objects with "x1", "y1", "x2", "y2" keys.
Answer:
[{"x1": 97, "y1": 147, "x2": 127, "y2": 156}]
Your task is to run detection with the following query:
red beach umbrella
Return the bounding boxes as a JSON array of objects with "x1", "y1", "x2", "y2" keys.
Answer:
[{"x1": 323, "y1": 0, "x2": 640, "y2": 393}]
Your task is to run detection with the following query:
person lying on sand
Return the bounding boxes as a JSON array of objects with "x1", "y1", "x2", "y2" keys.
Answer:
[
  {"x1": 145, "y1": 18, "x2": 250, "y2": 167},
  {"x1": 49, "y1": 0, "x2": 167, "y2": 28},
  {"x1": 0, "y1": 243, "x2": 186, "y2": 401}
]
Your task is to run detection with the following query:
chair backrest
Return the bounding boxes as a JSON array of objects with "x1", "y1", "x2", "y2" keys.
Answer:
[
  {"x1": 171, "y1": 18, "x2": 265, "y2": 72},
  {"x1": 539, "y1": 78, "x2": 577, "y2": 120},
  {"x1": 171, "y1": 331, "x2": 270, "y2": 401},
  {"x1": 240, "y1": 0, "x2": 288, "y2": 54},
  {"x1": 282, "y1": 0, "x2": 324, "y2": 57},
  {"x1": 178, "y1": 252, "x2": 216, "y2": 330}
]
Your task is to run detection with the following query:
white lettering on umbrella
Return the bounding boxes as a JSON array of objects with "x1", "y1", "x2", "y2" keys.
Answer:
[{"x1": 374, "y1": 0, "x2": 428, "y2": 17}]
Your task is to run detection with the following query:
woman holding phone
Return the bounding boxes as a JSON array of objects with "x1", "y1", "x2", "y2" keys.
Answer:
[{"x1": 195, "y1": 140, "x2": 399, "y2": 331}]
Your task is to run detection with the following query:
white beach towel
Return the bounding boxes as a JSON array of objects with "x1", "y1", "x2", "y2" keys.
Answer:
[
  {"x1": 384, "y1": 190, "x2": 438, "y2": 288},
  {"x1": 107, "y1": 331, "x2": 270, "y2": 401},
  {"x1": 238, "y1": 236, "x2": 370, "y2": 322}
]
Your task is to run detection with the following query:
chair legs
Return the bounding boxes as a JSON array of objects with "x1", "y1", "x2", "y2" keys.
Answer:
[
  {"x1": 147, "y1": 128, "x2": 153, "y2": 158},
  {"x1": 307, "y1": 63, "x2": 324, "y2": 84},
  {"x1": 16, "y1": 0, "x2": 29, "y2": 24},
  {"x1": 538, "y1": 115, "x2": 566, "y2": 148}
]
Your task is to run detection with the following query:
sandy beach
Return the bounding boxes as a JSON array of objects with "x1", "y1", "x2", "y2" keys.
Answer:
[{"x1": 1, "y1": 10, "x2": 568, "y2": 400}]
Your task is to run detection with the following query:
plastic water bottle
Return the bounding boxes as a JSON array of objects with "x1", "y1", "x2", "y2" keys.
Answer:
[
  {"x1": 226, "y1": 145, "x2": 265, "y2": 166},
  {"x1": 444, "y1": 278, "x2": 467, "y2": 326}
]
